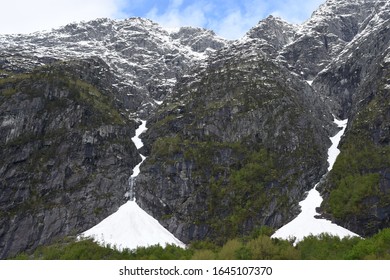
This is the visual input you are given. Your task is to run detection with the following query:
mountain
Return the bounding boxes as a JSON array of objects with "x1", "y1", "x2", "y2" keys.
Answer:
[
  {"x1": 1, "y1": 0, "x2": 389, "y2": 258},
  {"x1": 280, "y1": 0, "x2": 388, "y2": 80},
  {"x1": 0, "y1": 18, "x2": 227, "y2": 258},
  {"x1": 135, "y1": 38, "x2": 334, "y2": 243},
  {"x1": 0, "y1": 18, "x2": 227, "y2": 117}
]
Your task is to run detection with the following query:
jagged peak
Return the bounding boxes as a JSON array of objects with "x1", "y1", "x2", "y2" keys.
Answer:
[
  {"x1": 170, "y1": 26, "x2": 216, "y2": 35},
  {"x1": 249, "y1": 15, "x2": 297, "y2": 33},
  {"x1": 168, "y1": 26, "x2": 228, "y2": 53},
  {"x1": 242, "y1": 14, "x2": 298, "y2": 52},
  {"x1": 303, "y1": 0, "x2": 383, "y2": 32}
]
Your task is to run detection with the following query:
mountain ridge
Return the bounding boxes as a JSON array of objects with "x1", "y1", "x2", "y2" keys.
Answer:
[{"x1": 1, "y1": 0, "x2": 389, "y2": 258}]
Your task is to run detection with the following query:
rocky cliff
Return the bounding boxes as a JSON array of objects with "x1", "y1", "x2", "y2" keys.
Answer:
[
  {"x1": 319, "y1": 51, "x2": 390, "y2": 236},
  {"x1": 0, "y1": 17, "x2": 228, "y2": 116},
  {"x1": 0, "y1": 58, "x2": 141, "y2": 258},
  {"x1": 0, "y1": 0, "x2": 389, "y2": 258},
  {"x1": 135, "y1": 38, "x2": 335, "y2": 243},
  {"x1": 314, "y1": 1, "x2": 390, "y2": 235},
  {"x1": 0, "y1": 18, "x2": 227, "y2": 258}
]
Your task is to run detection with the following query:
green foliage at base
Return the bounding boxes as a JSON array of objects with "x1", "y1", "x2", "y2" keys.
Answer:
[
  {"x1": 209, "y1": 148, "x2": 280, "y2": 239},
  {"x1": 325, "y1": 75, "x2": 390, "y2": 221},
  {"x1": 13, "y1": 228, "x2": 390, "y2": 260},
  {"x1": 329, "y1": 174, "x2": 380, "y2": 218},
  {"x1": 151, "y1": 135, "x2": 284, "y2": 241},
  {"x1": 325, "y1": 129, "x2": 390, "y2": 219},
  {"x1": 14, "y1": 237, "x2": 192, "y2": 260}
]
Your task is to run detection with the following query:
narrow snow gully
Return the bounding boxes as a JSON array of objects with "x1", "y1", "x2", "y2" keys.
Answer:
[
  {"x1": 81, "y1": 120, "x2": 185, "y2": 250},
  {"x1": 271, "y1": 117, "x2": 360, "y2": 244}
]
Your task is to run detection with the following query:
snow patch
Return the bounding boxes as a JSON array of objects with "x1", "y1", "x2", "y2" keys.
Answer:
[
  {"x1": 163, "y1": 26, "x2": 181, "y2": 34},
  {"x1": 272, "y1": 117, "x2": 359, "y2": 244},
  {"x1": 131, "y1": 120, "x2": 147, "y2": 149},
  {"x1": 327, "y1": 118, "x2": 347, "y2": 171},
  {"x1": 81, "y1": 120, "x2": 185, "y2": 250},
  {"x1": 81, "y1": 201, "x2": 185, "y2": 250},
  {"x1": 385, "y1": 53, "x2": 390, "y2": 64},
  {"x1": 153, "y1": 99, "x2": 164, "y2": 105}
]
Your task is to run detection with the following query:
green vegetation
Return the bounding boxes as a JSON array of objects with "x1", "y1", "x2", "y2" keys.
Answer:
[
  {"x1": 329, "y1": 174, "x2": 380, "y2": 218},
  {"x1": 325, "y1": 88, "x2": 390, "y2": 220},
  {"x1": 326, "y1": 138, "x2": 390, "y2": 219},
  {"x1": 0, "y1": 64, "x2": 125, "y2": 126},
  {"x1": 149, "y1": 133, "x2": 289, "y2": 242},
  {"x1": 209, "y1": 148, "x2": 280, "y2": 239},
  {"x1": 0, "y1": 63, "x2": 129, "y2": 219},
  {"x1": 12, "y1": 228, "x2": 390, "y2": 260},
  {"x1": 0, "y1": 73, "x2": 32, "y2": 86},
  {"x1": 144, "y1": 53, "x2": 328, "y2": 245},
  {"x1": 13, "y1": 237, "x2": 192, "y2": 260},
  {"x1": 68, "y1": 79, "x2": 124, "y2": 125}
]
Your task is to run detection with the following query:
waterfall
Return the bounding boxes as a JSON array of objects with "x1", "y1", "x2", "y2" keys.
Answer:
[
  {"x1": 81, "y1": 118, "x2": 185, "y2": 250},
  {"x1": 126, "y1": 154, "x2": 146, "y2": 201},
  {"x1": 127, "y1": 177, "x2": 135, "y2": 201},
  {"x1": 126, "y1": 120, "x2": 147, "y2": 202},
  {"x1": 271, "y1": 117, "x2": 360, "y2": 244}
]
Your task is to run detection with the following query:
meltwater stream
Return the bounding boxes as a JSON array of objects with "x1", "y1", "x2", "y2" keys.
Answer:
[
  {"x1": 272, "y1": 117, "x2": 360, "y2": 244},
  {"x1": 81, "y1": 120, "x2": 185, "y2": 250}
]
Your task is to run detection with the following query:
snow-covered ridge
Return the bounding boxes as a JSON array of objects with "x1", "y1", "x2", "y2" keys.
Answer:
[
  {"x1": 0, "y1": 17, "x2": 228, "y2": 111},
  {"x1": 81, "y1": 120, "x2": 185, "y2": 250},
  {"x1": 272, "y1": 117, "x2": 360, "y2": 244}
]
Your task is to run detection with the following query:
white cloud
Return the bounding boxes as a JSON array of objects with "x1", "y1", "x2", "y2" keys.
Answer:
[
  {"x1": 209, "y1": 0, "x2": 269, "y2": 40},
  {"x1": 146, "y1": 1, "x2": 212, "y2": 30},
  {"x1": 0, "y1": 0, "x2": 326, "y2": 39},
  {"x1": 270, "y1": 0, "x2": 325, "y2": 24},
  {"x1": 0, "y1": 0, "x2": 127, "y2": 34},
  {"x1": 210, "y1": 0, "x2": 325, "y2": 39},
  {"x1": 145, "y1": 0, "x2": 325, "y2": 40},
  {"x1": 146, "y1": 0, "x2": 263, "y2": 40}
]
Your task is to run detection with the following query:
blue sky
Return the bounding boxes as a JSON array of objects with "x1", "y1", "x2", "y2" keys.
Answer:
[{"x1": 0, "y1": 0, "x2": 325, "y2": 39}]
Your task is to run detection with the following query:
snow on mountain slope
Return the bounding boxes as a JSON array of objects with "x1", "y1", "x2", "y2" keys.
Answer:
[
  {"x1": 81, "y1": 120, "x2": 185, "y2": 250},
  {"x1": 278, "y1": 0, "x2": 389, "y2": 80},
  {"x1": 0, "y1": 18, "x2": 228, "y2": 114},
  {"x1": 272, "y1": 118, "x2": 360, "y2": 244},
  {"x1": 80, "y1": 200, "x2": 185, "y2": 250},
  {"x1": 242, "y1": 15, "x2": 298, "y2": 57},
  {"x1": 311, "y1": 0, "x2": 390, "y2": 118}
]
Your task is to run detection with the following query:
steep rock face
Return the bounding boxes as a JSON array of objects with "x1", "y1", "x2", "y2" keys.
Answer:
[
  {"x1": 1, "y1": 0, "x2": 389, "y2": 257},
  {"x1": 312, "y1": 1, "x2": 390, "y2": 236},
  {"x1": 280, "y1": 0, "x2": 386, "y2": 79},
  {"x1": 0, "y1": 18, "x2": 228, "y2": 115},
  {"x1": 313, "y1": 1, "x2": 390, "y2": 117},
  {"x1": 0, "y1": 59, "x2": 139, "y2": 258},
  {"x1": 245, "y1": 16, "x2": 297, "y2": 56},
  {"x1": 318, "y1": 47, "x2": 390, "y2": 237},
  {"x1": 0, "y1": 17, "x2": 227, "y2": 258},
  {"x1": 169, "y1": 27, "x2": 227, "y2": 53},
  {"x1": 135, "y1": 41, "x2": 335, "y2": 243}
]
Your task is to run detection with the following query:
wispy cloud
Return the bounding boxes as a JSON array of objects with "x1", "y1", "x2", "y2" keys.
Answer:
[
  {"x1": 0, "y1": 0, "x2": 128, "y2": 34},
  {"x1": 0, "y1": 0, "x2": 326, "y2": 38},
  {"x1": 144, "y1": 0, "x2": 325, "y2": 40},
  {"x1": 146, "y1": 0, "x2": 212, "y2": 30},
  {"x1": 208, "y1": 0, "x2": 269, "y2": 39},
  {"x1": 270, "y1": 0, "x2": 325, "y2": 23},
  {"x1": 144, "y1": 0, "x2": 267, "y2": 39}
]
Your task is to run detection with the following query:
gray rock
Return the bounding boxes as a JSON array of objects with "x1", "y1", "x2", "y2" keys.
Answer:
[{"x1": 0, "y1": 59, "x2": 139, "y2": 258}]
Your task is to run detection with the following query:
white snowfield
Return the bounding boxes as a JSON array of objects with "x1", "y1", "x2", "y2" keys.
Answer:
[
  {"x1": 80, "y1": 120, "x2": 185, "y2": 250},
  {"x1": 82, "y1": 117, "x2": 359, "y2": 250},
  {"x1": 131, "y1": 120, "x2": 147, "y2": 150},
  {"x1": 80, "y1": 200, "x2": 185, "y2": 250},
  {"x1": 271, "y1": 117, "x2": 360, "y2": 244}
]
